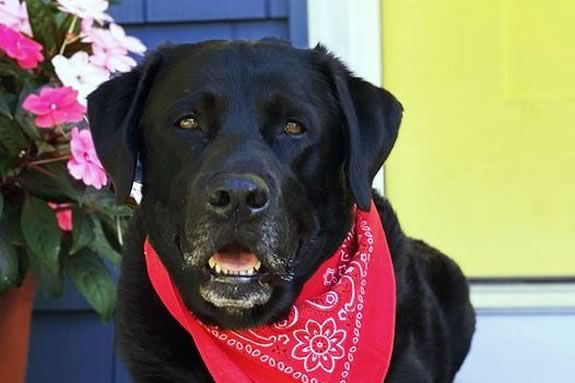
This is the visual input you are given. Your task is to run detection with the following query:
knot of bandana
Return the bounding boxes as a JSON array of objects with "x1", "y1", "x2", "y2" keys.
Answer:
[{"x1": 144, "y1": 202, "x2": 396, "y2": 383}]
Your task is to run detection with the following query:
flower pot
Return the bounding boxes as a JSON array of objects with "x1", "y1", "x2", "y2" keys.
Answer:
[{"x1": 0, "y1": 274, "x2": 37, "y2": 383}]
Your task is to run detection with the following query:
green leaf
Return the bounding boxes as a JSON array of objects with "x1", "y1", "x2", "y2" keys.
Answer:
[
  {"x1": 26, "y1": 0, "x2": 58, "y2": 55},
  {"x1": 0, "y1": 62, "x2": 26, "y2": 78},
  {"x1": 19, "y1": 163, "x2": 83, "y2": 201},
  {"x1": 0, "y1": 200, "x2": 23, "y2": 245},
  {"x1": 28, "y1": 246, "x2": 63, "y2": 296},
  {"x1": 0, "y1": 95, "x2": 13, "y2": 119},
  {"x1": 81, "y1": 187, "x2": 116, "y2": 208},
  {"x1": 54, "y1": 11, "x2": 69, "y2": 30},
  {"x1": 0, "y1": 232, "x2": 20, "y2": 292},
  {"x1": 21, "y1": 196, "x2": 61, "y2": 275},
  {"x1": 35, "y1": 140, "x2": 58, "y2": 155},
  {"x1": 67, "y1": 249, "x2": 116, "y2": 321},
  {"x1": 14, "y1": 80, "x2": 41, "y2": 141},
  {"x1": 104, "y1": 204, "x2": 133, "y2": 217},
  {"x1": 0, "y1": 93, "x2": 18, "y2": 116},
  {"x1": 89, "y1": 217, "x2": 121, "y2": 264},
  {"x1": 0, "y1": 152, "x2": 22, "y2": 177},
  {"x1": 0, "y1": 114, "x2": 28, "y2": 156},
  {"x1": 70, "y1": 209, "x2": 94, "y2": 254},
  {"x1": 15, "y1": 114, "x2": 40, "y2": 142}
]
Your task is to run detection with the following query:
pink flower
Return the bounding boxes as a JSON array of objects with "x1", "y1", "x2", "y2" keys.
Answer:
[
  {"x1": 48, "y1": 203, "x2": 73, "y2": 231},
  {"x1": 22, "y1": 86, "x2": 86, "y2": 128},
  {"x1": 0, "y1": 0, "x2": 32, "y2": 35},
  {"x1": 0, "y1": 24, "x2": 43, "y2": 69},
  {"x1": 86, "y1": 24, "x2": 145, "y2": 73},
  {"x1": 67, "y1": 127, "x2": 107, "y2": 189}
]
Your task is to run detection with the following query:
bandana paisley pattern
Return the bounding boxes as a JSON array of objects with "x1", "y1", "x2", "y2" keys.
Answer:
[{"x1": 145, "y1": 202, "x2": 396, "y2": 383}]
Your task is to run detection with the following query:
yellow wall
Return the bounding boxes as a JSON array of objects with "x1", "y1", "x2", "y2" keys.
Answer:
[{"x1": 382, "y1": 0, "x2": 575, "y2": 277}]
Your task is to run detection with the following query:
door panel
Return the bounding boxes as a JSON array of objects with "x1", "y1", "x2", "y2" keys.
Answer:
[{"x1": 382, "y1": 0, "x2": 575, "y2": 277}]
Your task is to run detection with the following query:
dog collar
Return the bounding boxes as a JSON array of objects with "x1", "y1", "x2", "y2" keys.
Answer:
[{"x1": 144, "y1": 202, "x2": 396, "y2": 383}]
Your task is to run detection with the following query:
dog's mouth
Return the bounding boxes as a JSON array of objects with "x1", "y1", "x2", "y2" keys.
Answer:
[
  {"x1": 199, "y1": 242, "x2": 273, "y2": 310},
  {"x1": 207, "y1": 243, "x2": 263, "y2": 280}
]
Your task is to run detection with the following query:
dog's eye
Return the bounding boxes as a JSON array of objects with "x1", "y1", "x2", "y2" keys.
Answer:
[
  {"x1": 284, "y1": 120, "x2": 305, "y2": 136},
  {"x1": 177, "y1": 115, "x2": 200, "y2": 130}
]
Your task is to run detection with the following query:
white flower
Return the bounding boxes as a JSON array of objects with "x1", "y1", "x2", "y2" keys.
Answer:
[
  {"x1": 0, "y1": 0, "x2": 32, "y2": 35},
  {"x1": 52, "y1": 52, "x2": 110, "y2": 105},
  {"x1": 108, "y1": 23, "x2": 146, "y2": 54},
  {"x1": 84, "y1": 23, "x2": 146, "y2": 54},
  {"x1": 291, "y1": 318, "x2": 346, "y2": 373},
  {"x1": 56, "y1": 0, "x2": 111, "y2": 22},
  {"x1": 90, "y1": 43, "x2": 136, "y2": 73},
  {"x1": 85, "y1": 23, "x2": 146, "y2": 73},
  {"x1": 80, "y1": 17, "x2": 94, "y2": 36}
]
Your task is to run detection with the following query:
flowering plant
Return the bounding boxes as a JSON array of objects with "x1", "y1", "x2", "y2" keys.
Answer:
[{"x1": 0, "y1": 0, "x2": 145, "y2": 320}]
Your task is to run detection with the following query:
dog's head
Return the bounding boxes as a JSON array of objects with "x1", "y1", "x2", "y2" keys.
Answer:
[{"x1": 88, "y1": 39, "x2": 402, "y2": 329}]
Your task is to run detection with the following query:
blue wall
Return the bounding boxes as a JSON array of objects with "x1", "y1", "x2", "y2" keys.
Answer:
[
  {"x1": 26, "y1": 1, "x2": 307, "y2": 382},
  {"x1": 112, "y1": 0, "x2": 308, "y2": 48}
]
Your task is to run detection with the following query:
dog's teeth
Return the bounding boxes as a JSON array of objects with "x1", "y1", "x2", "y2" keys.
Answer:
[{"x1": 210, "y1": 262, "x2": 259, "y2": 276}]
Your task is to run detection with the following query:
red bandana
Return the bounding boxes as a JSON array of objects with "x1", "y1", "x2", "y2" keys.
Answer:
[{"x1": 144, "y1": 202, "x2": 396, "y2": 383}]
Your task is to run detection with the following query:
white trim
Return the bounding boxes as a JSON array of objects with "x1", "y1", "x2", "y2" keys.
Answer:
[
  {"x1": 131, "y1": 181, "x2": 143, "y2": 204},
  {"x1": 471, "y1": 283, "x2": 575, "y2": 313},
  {"x1": 307, "y1": 0, "x2": 385, "y2": 194}
]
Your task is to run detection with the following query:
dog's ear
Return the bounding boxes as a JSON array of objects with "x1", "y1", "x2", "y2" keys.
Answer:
[
  {"x1": 315, "y1": 44, "x2": 403, "y2": 211},
  {"x1": 87, "y1": 51, "x2": 163, "y2": 201}
]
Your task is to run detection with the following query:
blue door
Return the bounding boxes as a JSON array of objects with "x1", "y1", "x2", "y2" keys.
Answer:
[{"x1": 27, "y1": 1, "x2": 307, "y2": 382}]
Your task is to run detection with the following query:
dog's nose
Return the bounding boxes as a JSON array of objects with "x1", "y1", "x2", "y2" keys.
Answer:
[{"x1": 206, "y1": 175, "x2": 270, "y2": 218}]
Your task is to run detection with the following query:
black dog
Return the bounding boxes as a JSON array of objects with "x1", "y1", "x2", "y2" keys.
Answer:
[{"x1": 88, "y1": 39, "x2": 475, "y2": 383}]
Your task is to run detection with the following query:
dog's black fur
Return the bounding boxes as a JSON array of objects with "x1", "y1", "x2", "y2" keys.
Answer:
[{"x1": 88, "y1": 39, "x2": 475, "y2": 383}]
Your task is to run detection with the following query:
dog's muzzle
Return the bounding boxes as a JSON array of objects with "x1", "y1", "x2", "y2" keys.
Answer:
[{"x1": 185, "y1": 173, "x2": 294, "y2": 310}]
